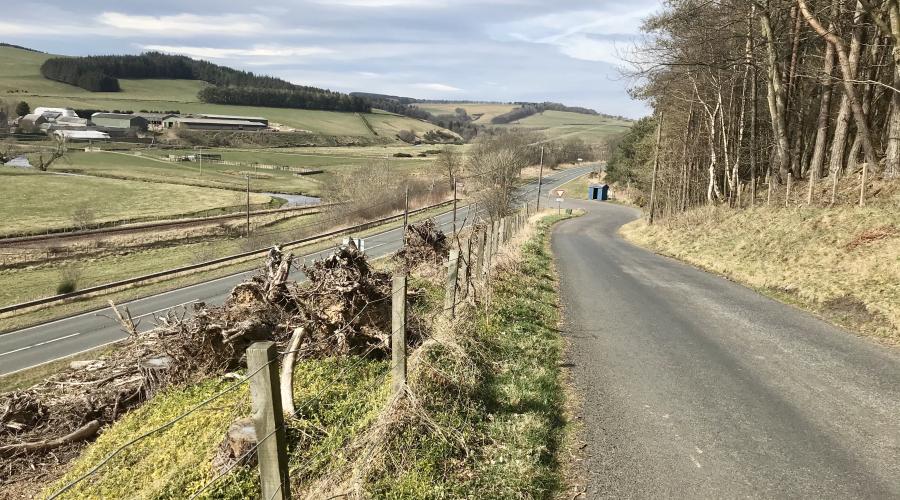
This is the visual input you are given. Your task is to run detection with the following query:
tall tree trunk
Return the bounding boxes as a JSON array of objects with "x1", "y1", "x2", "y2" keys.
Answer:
[
  {"x1": 799, "y1": 0, "x2": 877, "y2": 206},
  {"x1": 808, "y1": 32, "x2": 836, "y2": 204},
  {"x1": 826, "y1": 0, "x2": 865, "y2": 181},
  {"x1": 759, "y1": 5, "x2": 792, "y2": 180}
]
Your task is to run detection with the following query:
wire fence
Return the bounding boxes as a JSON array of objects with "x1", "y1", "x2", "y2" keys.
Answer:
[{"x1": 34, "y1": 167, "x2": 584, "y2": 498}]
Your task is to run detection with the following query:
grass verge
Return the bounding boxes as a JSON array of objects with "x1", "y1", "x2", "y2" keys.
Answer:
[
  {"x1": 620, "y1": 203, "x2": 900, "y2": 345},
  {"x1": 356, "y1": 213, "x2": 576, "y2": 498}
]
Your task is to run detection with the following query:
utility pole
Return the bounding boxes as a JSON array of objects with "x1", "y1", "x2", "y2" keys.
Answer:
[
  {"x1": 648, "y1": 111, "x2": 663, "y2": 225},
  {"x1": 198, "y1": 146, "x2": 202, "y2": 178},
  {"x1": 452, "y1": 176, "x2": 457, "y2": 236},
  {"x1": 535, "y1": 146, "x2": 544, "y2": 211},
  {"x1": 246, "y1": 174, "x2": 251, "y2": 237}
]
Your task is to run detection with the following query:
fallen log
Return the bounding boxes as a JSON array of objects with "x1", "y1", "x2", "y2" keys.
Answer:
[{"x1": 0, "y1": 420, "x2": 100, "y2": 457}]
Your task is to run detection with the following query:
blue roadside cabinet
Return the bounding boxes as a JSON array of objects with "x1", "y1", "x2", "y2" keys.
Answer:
[{"x1": 588, "y1": 183, "x2": 609, "y2": 201}]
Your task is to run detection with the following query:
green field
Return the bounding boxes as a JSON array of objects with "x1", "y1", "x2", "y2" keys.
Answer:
[
  {"x1": 0, "y1": 169, "x2": 271, "y2": 235},
  {"x1": 0, "y1": 46, "x2": 446, "y2": 138},
  {"x1": 51, "y1": 144, "x2": 450, "y2": 196},
  {"x1": 417, "y1": 102, "x2": 518, "y2": 123},
  {"x1": 498, "y1": 110, "x2": 633, "y2": 145}
]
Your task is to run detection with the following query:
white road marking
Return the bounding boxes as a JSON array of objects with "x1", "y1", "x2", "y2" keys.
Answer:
[
  {"x1": 0, "y1": 332, "x2": 82, "y2": 358},
  {"x1": 689, "y1": 454, "x2": 703, "y2": 468},
  {"x1": 695, "y1": 447, "x2": 704, "y2": 454},
  {"x1": 124, "y1": 299, "x2": 200, "y2": 321}
]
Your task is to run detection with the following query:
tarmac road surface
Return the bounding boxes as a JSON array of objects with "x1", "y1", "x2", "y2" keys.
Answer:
[{"x1": 553, "y1": 199, "x2": 900, "y2": 499}]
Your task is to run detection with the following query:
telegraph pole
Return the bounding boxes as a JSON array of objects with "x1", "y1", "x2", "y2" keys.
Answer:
[
  {"x1": 246, "y1": 174, "x2": 251, "y2": 237},
  {"x1": 452, "y1": 176, "x2": 458, "y2": 236},
  {"x1": 535, "y1": 145, "x2": 544, "y2": 211}
]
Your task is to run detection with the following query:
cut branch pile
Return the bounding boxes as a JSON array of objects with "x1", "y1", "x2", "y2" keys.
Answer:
[
  {"x1": 393, "y1": 219, "x2": 449, "y2": 270},
  {"x1": 0, "y1": 244, "x2": 396, "y2": 485}
]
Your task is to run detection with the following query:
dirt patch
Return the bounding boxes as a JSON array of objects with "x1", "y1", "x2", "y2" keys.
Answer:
[
  {"x1": 844, "y1": 225, "x2": 898, "y2": 251},
  {"x1": 821, "y1": 295, "x2": 883, "y2": 326}
]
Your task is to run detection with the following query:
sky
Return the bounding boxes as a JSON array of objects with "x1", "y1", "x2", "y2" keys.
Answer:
[{"x1": 1, "y1": 0, "x2": 659, "y2": 118}]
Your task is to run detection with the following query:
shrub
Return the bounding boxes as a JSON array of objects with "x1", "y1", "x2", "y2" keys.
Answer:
[{"x1": 56, "y1": 267, "x2": 80, "y2": 295}]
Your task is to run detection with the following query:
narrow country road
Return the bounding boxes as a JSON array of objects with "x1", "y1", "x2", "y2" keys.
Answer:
[{"x1": 553, "y1": 199, "x2": 900, "y2": 499}]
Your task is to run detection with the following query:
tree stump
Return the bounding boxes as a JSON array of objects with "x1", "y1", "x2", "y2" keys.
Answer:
[
  {"x1": 139, "y1": 356, "x2": 173, "y2": 398},
  {"x1": 212, "y1": 417, "x2": 258, "y2": 473}
]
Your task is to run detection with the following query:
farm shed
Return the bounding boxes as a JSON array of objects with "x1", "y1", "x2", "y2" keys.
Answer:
[
  {"x1": 199, "y1": 113, "x2": 269, "y2": 127},
  {"x1": 91, "y1": 113, "x2": 149, "y2": 131},
  {"x1": 133, "y1": 112, "x2": 177, "y2": 126},
  {"x1": 53, "y1": 130, "x2": 111, "y2": 141},
  {"x1": 163, "y1": 117, "x2": 267, "y2": 131}
]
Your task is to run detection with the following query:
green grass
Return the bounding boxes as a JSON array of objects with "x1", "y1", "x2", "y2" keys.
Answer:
[
  {"x1": 0, "y1": 46, "x2": 449, "y2": 139},
  {"x1": 497, "y1": 110, "x2": 633, "y2": 145},
  {"x1": 51, "y1": 145, "x2": 446, "y2": 196},
  {"x1": 0, "y1": 168, "x2": 271, "y2": 235},
  {"x1": 416, "y1": 102, "x2": 519, "y2": 123},
  {"x1": 556, "y1": 171, "x2": 598, "y2": 200},
  {"x1": 41, "y1": 358, "x2": 389, "y2": 499},
  {"x1": 362, "y1": 214, "x2": 576, "y2": 498}
]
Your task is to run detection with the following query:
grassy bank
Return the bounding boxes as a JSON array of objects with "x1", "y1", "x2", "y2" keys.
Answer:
[
  {"x1": 356, "y1": 213, "x2": 575, "y2": 497},
  {"x1": 26, "y1": 213, "x2": 574, "y2": 498},
  {"x1": 621, "y1": 204, "x2": 900, "y2": 345}
]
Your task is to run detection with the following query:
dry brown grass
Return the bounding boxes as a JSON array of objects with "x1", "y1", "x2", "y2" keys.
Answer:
[{"x1": 621, "y1": 186, "x2": 900, "y2": 345}]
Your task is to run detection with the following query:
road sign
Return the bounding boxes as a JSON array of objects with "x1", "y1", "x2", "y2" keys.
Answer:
[
  {"x1": 556, "y1": 189, "x2": 565, "y2": 197},
  {"x1": 555, "y1": 197, "x2": 564, "y2": 202}
]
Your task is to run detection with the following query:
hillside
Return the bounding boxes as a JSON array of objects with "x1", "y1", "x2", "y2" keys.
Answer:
[
  {"x1": 0, "y1": 46, "x2": 446, "y2": 138},
  {"x1": 495, "y1": 109, "x2": 633, "y2": 145},
  {"x1": 620, "y1": 182, "x2": 900, "y2": 346}
]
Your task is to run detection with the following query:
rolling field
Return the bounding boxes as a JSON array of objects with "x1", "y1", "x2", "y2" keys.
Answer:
[
  {"x1": 0, "y1": 46, "x2": 442, "y2": 138},
  {"x1": 52, "y1": 144, "x2": 449, "y2": 196},
  {"x1": 0, "y1": 169, "x2": 271, "y2": 235},
  {"x1": 498, "y1": 110, "x2": 633, "y2": 145},
  {"x1": 417, "y1": 102, "x2": 518, "y2": 123}
]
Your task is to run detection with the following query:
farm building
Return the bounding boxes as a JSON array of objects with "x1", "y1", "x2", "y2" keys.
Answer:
[
  {"x1": 198, "y1": 114, "x2": 268, "y2": 127},
  {"x1": 133, "y1": 112, "x2": 177, "y2": 127},
  {"x1": 163, "y1": 117, "x2": 267, "y2": 131},
  {"x1": 34, "y1": 107, "x2": 77, "y2": 119},
  {"x1": 16, "y1": 114, "x2": 48, "y2": 132},
  {"x1": 91, "y1": 113, "x2": 149, "y2": 131},
  {"x1": 53, "y1": 130, "x2": 111, "y2": 141}
]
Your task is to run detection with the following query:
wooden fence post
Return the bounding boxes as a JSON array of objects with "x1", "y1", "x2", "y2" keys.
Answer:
[
  {"x1": 444, "y1": 248, "x2": 460, "y2": 318},
  {"x1": 391, "y1": 275, "x2": 407, "y2": 395},
  {"x1": 484, "y1": 224, "x2": 494, "y2": 278},
  {"x1": 474, "y1": 228, "x2": 486, "y2": 279},
  {"x1": 459, "y1": 238, "x2": 470, "y2": 299},
  {"x1": 247, "y1": 342, "x2": 290, "y2": 500}
]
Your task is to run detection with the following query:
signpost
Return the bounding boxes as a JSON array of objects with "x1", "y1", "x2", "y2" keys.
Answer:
[{"x1": 555, "y1": 189, "x2": 565, "y2": 214}]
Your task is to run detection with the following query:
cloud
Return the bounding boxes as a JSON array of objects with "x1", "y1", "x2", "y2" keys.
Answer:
[
  {"x1": 314, "y1": 0, "x2": 448, "y2": 7},
  {"x1": 97, "y1": 12, "x2": 310, "y2": 36},
  {"x1": 490, "y1": 7, "x2": 655, "y2": 63},
  {"x1": 413, "y1": 83, "x2": 463, "y2": 92},
  {"x1": 142, "y1": 44, "x2": 333, "y2": 60}
]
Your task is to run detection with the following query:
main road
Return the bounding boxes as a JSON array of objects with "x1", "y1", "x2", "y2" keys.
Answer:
[
  {"x1": 553, "y1": 199, "x2": 900, "y2": 498},
  {"x1": 0, "y1": 165, "x2": 593, "y2": 376}
]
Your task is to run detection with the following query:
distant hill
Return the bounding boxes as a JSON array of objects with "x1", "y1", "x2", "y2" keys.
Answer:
[
  {"x1": 0, "y1": 43, "x2": 42, "y2": 53},
  {"x1": 40, "y1": 52, "x2": 370, "y2": 112},
  {"x1": 0, "y1": 45, "x2": 456, "y2": 141}
]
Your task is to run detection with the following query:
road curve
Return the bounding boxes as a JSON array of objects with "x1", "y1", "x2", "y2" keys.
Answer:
[
  {"x1": 553, "y1": 199, "x2": 900, "y2": 499},
  {"x1": 0, "y1": 165, "x2": 594, "y2": 376}
]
